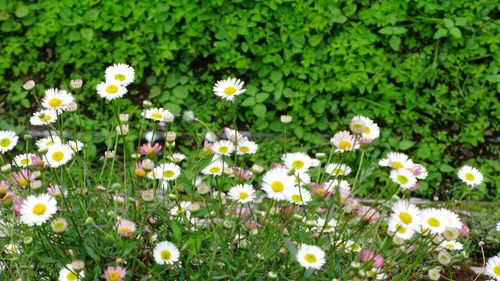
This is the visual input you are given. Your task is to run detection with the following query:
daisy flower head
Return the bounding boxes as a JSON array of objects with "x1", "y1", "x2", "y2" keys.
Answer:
[
  {"x1": 11, "y1": 169, "x2": 37, "y2": 188},
  {"x1": 439, "y1": 240, "x2": 463, "y2": 251},
  {"x1": 59, "y1": 264, "x2": 84, "y2": 281},
  {"x1": 282, "y1": 152, "x2": 313, "y2": 172},
  {"x1": 44, "y1": 144, "x2": 74, "y2": 168},
  {"x1": 284, "y1": 186, "x2": 312, "y2": 205},
  {"x1": 153, "y1": 241, "x2": 180, "y2": 265},
  {"x1": 236, "y1": 139, "x2": 258, "y2": 155},
  {"x1": 116, "y1": 218, "x2": 136, "y2": 237},
  {"x1": 139, "y1": 142, "x2": 162, "y2": 156},
  {"x1": 152, "y1": 163, "x2": 181, "y2": 181},
  {"x1": 201, "y1": 159, "x2": 227, "y2": 176},
  {"x1": 420, "y1": 208, "x2": 447, "y2": 234},
  {"x1": 0, "y1": 130, "x2": 18, "y2": 153},
  {"x1": 104, "y1": 265, "x2": 127, "y2": 281},
  {"x1": 213, "y1": 77, "x2": 246, "y2": 101},
  {"x1": 227, "y1": 184, "x2": 256, "y2": 203},
  {"x1": 224, "y1": 128, "x2": 247, "y2": 143},
  {"x1": 390, "y1": 169, "x2": 417, "y2": 190},
  {"x1": 388, "y1": 218, "x2": 415, "y2": 240},
  {"x1": 390, "y1": 200, "x2": 421, "y2": 227},
  {"x1": 330, "y1": 131, "x2": 359, "y2": 153},
  {"x1": 212, "y1": 140, "x2": 235, "y2": 156},
  {"x1": 313, "y1": 218, "x2": 337, "y2": 233},
  {"x1": 36, "y1": 136, "x2": 62, "y2": 151},
  {"x1": 13, "y1": 153, "x2": 37, "y2": 167},
  {"x1": 167, "y1": 153, "x2": 186, "y2": 163},
  {"x1": 105, "y1": 63, "x2": 134, "y2": 86},
  {"x1": 411, "y1": 163, "x2": 428, "y2": 180},
  {"x1": 485, "y1": 254, "x2": 500, "y2": 280},
  {"x1": 96, "y1": 81, "x2": 127, "y2": 100},
  {"x1": 325, "y1": 163, "x2": 351, "y2": 177},
  {"x1": 457, "y1": 166, "x2": 483, "y2": 186},
  {"x1": 42, "y1": 88, "x2": 74, "y2": 112},
  {"x1": 349, "y1": 116, "x2": 380, "y2": 142},
  {"x1": 379, "y1": 152, "x2": 413, "y2": 170},
  {"x1": 30, "y1": 109, "x2": 58, "y2": 126},
  {"x1": 20, "y1": 193, "x2": 58, "y2": 226},
  {"x1": 261, "y1": 167, "x2": 295, "y2": 201},
  {"x1": 142, "y1": 107, "x2": 173, "y2": 122},
  {"x1": 293, "y1": 171, "x2": 311, "y2": 187},
  {"x1": 4, "y1": 243, "x2": 21, "y2": 255},
  {"x1": 439, "y1": 209, "x2": 462, "y2": 230},
  {"x1": 67, "y1": 140, "x2": 84, "y2": 152},
  {"x1": 296, "y1": 244, "x2": 326, "y2": 270}
]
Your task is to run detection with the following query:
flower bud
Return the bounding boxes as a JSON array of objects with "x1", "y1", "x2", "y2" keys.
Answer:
[
  {"x1": 84, "y1": 217, "x2": 94, "y2": 225},
  {"x1": 116, "y1": 125, "x2": 129, "y2": 135},
  {"x1": 163, "y1": 112, "x2": 174, "y2": 123},
  {"x1": 66, "y1": 102, "x2": 78, "y2": 112},
  {"x1": 251, "y1": 164, "x2": 264, "y2": 174},
  {"x1": 372, "y1": 255, "x2": 384, "y2": 268},
  {"x1": 51, "y1": 218, "x2": 69, "y2": 233},
  {"x1": 205, "y1": 131, "x2": 217, "y2": 142},
  {"x1": 23, "y1": 236, "x2": 33, "y2": 245},
  {"x1": 428, "y1": 267, "x2": 441, "y2": 280},
  {"x1": 1, "y1": 164, "x2": 12, "y2": 172},
  {"x1": 23, "y1": 80, "x2": 35, "y2": 90},
  {"x1": 443, "y1": 227, "x2": 459, "y2": 241},
  {"x1": 71, "y1": 260, "x2": 85, "y2": 271},
  {"x1": 360, "y1": 248, "x2": 375, "y2": 262},
  {"x1": 197, "y1": 183, "x2": 211, "y2": 195},
  {"x1": 141, "y1": 190, "x2": 155, "y2": 202},
  {"x1": 165, "y1": 131, "x2": 176, "y2": 142},
  {"x1": 143, "y1": 100, "x2": 153, "y2": 108},
  {"x1": 70, "y1": 79, "x2": 83, "y2": 89},
  {"x1": 267, "y1": 271, "x2": 278, "y2": 279},
  {"x1": 280, "y1": 115, "x2": 292, "y2": 124},
  {"x1": 437, "y1": 250, "x2": 451, "y2": 265},
  {"x1": 182, "y1": 111, "x2": 196, "y2": 122},
  {"x1": 119, "y1": 114, "x2": 129, "y2": 123}
]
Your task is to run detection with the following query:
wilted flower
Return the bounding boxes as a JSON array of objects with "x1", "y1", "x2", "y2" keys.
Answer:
[
  {"x1": 116, "y1": 218, "x2": 136, "y2": 237},
  {"x1": 357, "y1": 206, "x2": 380, "y2": 222}
]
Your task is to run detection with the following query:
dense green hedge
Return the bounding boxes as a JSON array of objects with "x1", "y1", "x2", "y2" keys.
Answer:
[{"x1": 0, "y1": 0, "x2": 499, "y2": 199}]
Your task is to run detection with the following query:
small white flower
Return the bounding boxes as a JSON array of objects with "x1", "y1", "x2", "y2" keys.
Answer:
[
  {"x1": 390, "y1": 169, "x2": 417, "y2": 190},
  {"x1": 213, "y1": 78, "x2": 245, "y2": 101},
  {"x1": 96, "y1": 81, "x2": 127, "y2": 100},
  {"x1": 296, "y1": 244, "x2": 326, "y2": 270},
  {"x1": 153, "y1": 241, "x2": 180, "y2": 265},
  {"x1": 20, "y1": 194, "x2": 58, "y2": 226},
  {"x1": 485, "y1": 254, "x2": 500, "y2": 280},
  {"x1": 44, "y1": 144, "x2": 74, "y2": 168},
  {"x1": 284, "y1": 186, "x2": 312, "y2": 205},
  {"x1": 13, "y1": 153, "x2": 36, "y2": 167},
  {"x1": 325, "y1": 163, "x2": 351, "y2": 177},
  {"x1": 59, "y1": 264, "x2": 84, "y2": 281},
  {"x1": 457, "y1": 166, "x2": 483, "y2": 186},
  {"x1": 261, "y1": 168, "x2": 295, "y2": 201},
  {"x1": 36, "y1": 136, "x2": 62, "y2": 151},
  {"x1": 212, "y1": 140, "x2": 235, "y2": 156},
  {"x1": 379, "y1": 152, "x2": 413, "y2": 169},
  {"x1": 201, "y1": 159, "x2": 227, "y2": 176},
  {"x1": 330, "y1": 131, "x2": 359, "y2": 153},
  {"x1": 30, "y1": 109, "x2": 58, "y2": 126},
  {"x1": 227, "y1": 184, "x2": 256, "y2": 203},
  {"x1": 142, "y1": 108, "x2": 173, "y2": 122},
  {"x1": 42, "y1": 88, "x2": 74, "y2": 113},
  {"x1": 105, "y1": 63, "x2": 135, "y2": 86},
  {"x1": 282, "y1": 152, "x2": 313, "y2": 172},
  {"x1": 388, "y1": 218, "x2": 415, "y2": 240},
  {"x1": 236, "y1": 139, "x2": 258, "y2": 155},
  {"x1": 439, "y1": 240, "x2": 464, "y2": 251},
  {"x1": 152, "y1": 163, "x2": 181, "y2": 181},
  {"x1": 0, "y1": 130, "x2": 19, "y2": 153}
]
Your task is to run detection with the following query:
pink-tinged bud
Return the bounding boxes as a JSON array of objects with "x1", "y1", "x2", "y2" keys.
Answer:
[
  {"x1": 360, "y1": 249, "x2": 375, "y2": 262},
  {"x1": 408, "y1": 182, "x2": 420, "y2": 192},
  {"x1": 280, "y1": 115, "x2": 292, "y2": 124},
  {"x1": 459, "y1": 224, "x2": 470, "y2": 237},
  {"x1": 31, "y1": 155, "x2": 45, "y2": 169},
  {"x1": 70, "y1": 79, "x2": 83, "y2": 89},
  {"x1": 316, "y1": 207, "x2": 327, "y2": 215},
  {"x1": 372, "y1": 255, "x2": 384, "y2": 268},
  {"x1": 357, "y1": 205, "x2": 380, "y2": 222},
  {"x1": 244, "y1": 220, "x2": 261, "y2": 230}
]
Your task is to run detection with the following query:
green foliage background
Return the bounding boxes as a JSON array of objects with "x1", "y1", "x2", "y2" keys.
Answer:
[{"x1": 0, "y1": 0, "x2": 499, "y2": 199}]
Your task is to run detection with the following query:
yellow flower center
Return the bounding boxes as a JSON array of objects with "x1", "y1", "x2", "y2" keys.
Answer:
[
  {"x1": 134, "y1": 168, "x2": 146, "y2": 177},
  {"x1": 145, "y1": 147, "x2": 154, "y2": 155},
  {"x1": 114, "y1": 74, "x2": 126, "y2": 81},
  {"x1": 223, "y1": 86, "x2": 237, "y2": 96},
  {"x1": 107, "y1": 271, "x2": 121, "y2": 281},
  {"x1": 163, "y1": 170, "x2": 175, "y2": 178},
  {"x1": 41, "y1": 114, "x2": 52, "y2": 122},
  {"x1": 392, "y1": 161, "x2": 403, "y2": 169},
  {"x1": 218, "y1": 147, "x2": 228, "y2": 154},
  {"x1": 151, "y1": 112, "x2": 163, "y2": 119},
  {"x1": 396, "y1": 224, "x2": 406, "y2": 234},
  {"x1": 315, "y1": 188, "x2": 326, "y2": 195},
  {"x1": 209, "y1": 167, "x2": 220, "y2": 174},
  {"x1": 48, "y1": 98, "x2": 62, "y2": 108},
  {"x1": 160, "y1": 250, "x2": 171, "y2": 260},
  {"x1": 304, "y1": 253, "x2": 317, "y2": 263},
  {"x1": 351, "y1": 244, "x2": 361, "y2": 251},
  {"x1": 106, "y1": 85, "x2": 118, "y2": 94},
  {"x1": 17, "y1": 177, "x2": 28, "y2": 187},
  {"x1": 493, "y1": 265, "x2": 500, "y2": 275},
  {"x1": 338, "y1": 140, "x2": 351, "y2": 150},
  {"x1": 20, "y1": 158, "x2": 30, "y2": 165},
  {"x1": 332, "y1": 168, "x2": 344, "y2": 175},
  {"x1": 53, "y1": 222, "x2": 66, "y2": 232},
  {"x1": 464, "y1": 172, "x2": 475, "y2": 181},
  {"x1": 427, "y1": 217, "x2": 440, "y2": 228},
  {"x1": 119, "y1": 227, "x2": 133, "y2": 234},
  {"x1": 352, "y1": 123, "x2": 364, "y2": 130},
  {"x1": 399, "y1": 212, "x2": 412, "y2": 224},
  {"x1": 291, "y1": 194, "x2": 302, "y2": 203},
  {"x1": 33, "y1": 203, "x2": 47, "y2": 215},
  {"x1": 339, "y1": 195, "x2": 346, "y2": 203},
  {"x1": 271, "y1": 181, "x2": 284, "y2": 192},
  {"x1": 363, "y1": 127, "x2": 371, "y2": 134},
  {"x1": 239, "y1": 146, "x2": 250, "y2": 153},
  {"x1": 446, "y1": 243, "x2": 454, "y2": 249},
  {"x1": 292, "y1": 160, "x2": 304, "y2": 169},
  {"x1": 0, "y1": 138, "x2": 10, "y2": 147},
  {"x1": 52, "y1": 151, "x2": 64, "y2": 161},
  {"x1": 239, "y1": 192, "x2": 248, "y2": 200},
  {"x1": 66, "y1": 272, "x2": 78, "y2": 281},
  {"x1": 396, "y1": 175, "x2": 408, "y2": 184}
]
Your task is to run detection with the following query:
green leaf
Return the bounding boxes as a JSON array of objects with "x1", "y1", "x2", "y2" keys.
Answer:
[
  {"x1": 85, "y1": 243, "x2": 99, "y2": 261},
  {"x1": 308, "y1": 34, "x2": 323, "y2": 47},
  {"x1": 449, "y1": 27, "x2": 462, "y2": 38},
  {"x1": 443, "y1": 18, "x2": 455, "y2": 29},
  {"x1": 283, "y1": 238, "x2": 297, "y2": 257},
  {"x1": 241, "y1": 97, "x2": 256, "y2": 107},
  {"x1": 80, "y1": 28, "x2": 94, "y2": 41},
  {"x1": 253, "y1": 104, "x2": 266, "y2": 118},
  {"x1": 439, "y1": 164, "x2": 455, "y2": 173},
  {"x1": 398, "y1": 140, "x2": 415, "y2": 150},
  {"x1": 15, "y1": 6, "x2": 29, "y2": 18},
  {"x1": 270, "y1": 70, "x2": 283, "y2": 83},
  {"x1": 433, "y1": 28, "x2": 448, "y2": 39},
  {"x1": 389, "y1": 36, "x2": 401, "y2": 51}
]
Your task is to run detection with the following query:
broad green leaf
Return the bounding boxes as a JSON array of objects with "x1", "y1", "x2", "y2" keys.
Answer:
[
  {"x1": 389, "y1": 36, "x2": 401, "y2": 51},
  {"x1": 398, "y1": 140, "x2": 415, "y2": 150},
  {"x1": 433, "y1": 28, "x2": 448, "y2": 39},
  {"x1": 449, "y1": 27, "x2": 462, "y2": 38}
]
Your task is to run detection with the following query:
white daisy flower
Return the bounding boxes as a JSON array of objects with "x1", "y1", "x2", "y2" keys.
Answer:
[
  {"x1": 30, "y1": 109, "x2": 58, "y2": 126},
  {"x1": 261, "y1": 167, "x2": 295, "y2": 201},
  {"x1": 59, "y1": 264, "x2": 84, "y2": 281},
  {"x1": 20, "y1": 194, "x2": 58, "y2": 226},
  {"x1": 439, "y1": 209, "x2": 462, "y2": 230},
  {"x1": 296, "y1": 244, "x2": 326, "y2": 270},
  {"x1": 142, "y1": 108, "x2": 173, "y2": 122},
  {"x1": 379, "y1": 152, "x2": 413, "y2": 169},
  {"x1": 213, "y1": 78, "x2": 246, "y2": 101},
  {"x1": 236, "y1": 139, "x2": 258, "y2": 155},
  {"x1": 0, "y1": 130, "x2": 18, "y2": 153},
  {"x1": 323, "y1": 179, "x2": 350, "y2": 194},
  {"x1": 390, "y1": 200, "x2": 421, "y2": 228},
  {"x1": 44, "y1": 144, "x2": 74, "y2": 168},
  {"x1": 67, "y1": 140, "x2": 84, "y2": 152},
  {"x1": 227, "y1": 184, "x2": 256, "y2": 203},
  {"x1": 411, "y1": 163, "x2": 428, "y2": 180},
  {"x1": 440, "y1": 240, "x2": 464, "y2": 251},
  {"x1": 96, "y1": 81, "x2": 127, "y2": 100},
  {"x1": 42, "y1": 88, "x2": 74, "y2": 112},
  {"x1": 153, "y1": 163, "x2": 181, "y2": 181},
  {"x1": 212, "y1": 140, "x2": 235, "y2": 156},
  {"x1": 224, "y1": 128, "x2": 247, "y2": 143},
  {"x1": 4, "y1": 243, "x2": 21, "y2": 255},
  {"x1": 167, "y1": 153, "x2": 186, "y2": 163},
  {"x1": 36, "y1": 136, "x2": 62, "y2": 151},
  {"x1": 420, "y1": 208, "x2": 448, "y2": 234},
  {"x1": 388, "y1": 218, "x2": 415, "y2": 240},
  {"x1": 485, "y1": 254, "x2": 500, "y2": 280},
  {"x1": 153, "y1": 241, "x2": 180, "y2": 265},
  {"x1": 13, "y1": 153, "x2": 36, "y2": 167},
  {"x1": 349, "y1": 116, "x2": 380, "y2": 141},
  {"x1": 390, "y1": 169, "x2": 417, "y2": 189},
  {"x1": 457, "y1": 166, "x2": 483, "y2": 186},
  {"x1": 285, "y1": 186, "x2": 312, "y2": 205},
  {"x1": 105, "y1": 63, "x2": 134, "y2": 86},
  {"x1": 361, "y1": 120, "x2": 380, "y2": 142},
  {"x1": 330, "y1": 131, "x2": 359, "y2": 153},
  {"x1": 313, "y1": 218, "x2": 337, "y2": 233},
  {"x1": 293, "y1": 171, "x2": 311, "y2": 187},
  {"x1": 310, "y1": 158, "x2": 321, "y2": 167},
  {"x1": 325, "y1": 163, "x2": 351, "y2": 177},
  {"x1": 201, "y1": 160, "x2": 227, "y2": 176},
  {"x1": 282, "y1": 152, "x2": 313, "y2": 172},
  {"x1": 336, "y1": 240, "x2": 362, "y2": 252}
]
